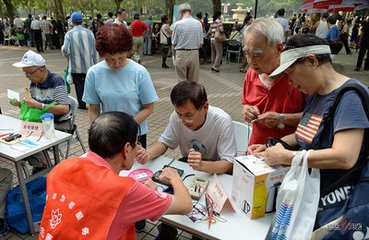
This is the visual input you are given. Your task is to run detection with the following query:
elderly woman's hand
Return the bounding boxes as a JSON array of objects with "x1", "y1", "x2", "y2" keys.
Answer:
[
  {"x1": 255, "y1": 143, "x2": 292, "y2": 167},
  {"x1": 246, "y1": 144, "x2": 267, "y2": 155}
]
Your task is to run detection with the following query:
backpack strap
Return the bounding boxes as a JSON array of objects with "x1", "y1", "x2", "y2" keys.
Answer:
[{"x1": 317, "y1": 83, "x2": 369, "y2": 196}]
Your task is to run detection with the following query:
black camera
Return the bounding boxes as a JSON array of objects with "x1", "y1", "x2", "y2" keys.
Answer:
[
  {"x1": 4, "y1": 134, "x2": 22, "y2": 142},
  {"x1": 266, "y1": 137, "x2": 293, "y2": 150},
  {"x1": 152, "y1": 165, "x2": 184, "y2": 186}
]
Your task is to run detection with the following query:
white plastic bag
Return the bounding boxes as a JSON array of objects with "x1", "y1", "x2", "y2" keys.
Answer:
[{"x1": 267, "y1": 150, "x2": 320, "y2": 240}]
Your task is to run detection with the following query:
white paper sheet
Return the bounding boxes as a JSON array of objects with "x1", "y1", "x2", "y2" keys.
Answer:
[{"x1": 7, "y1": 89, "x2": 20, "y2": 101}]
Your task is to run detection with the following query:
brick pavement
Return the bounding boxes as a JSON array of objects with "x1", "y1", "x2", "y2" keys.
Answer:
[{"x1": 0, "y1": 45, "x2": 368, "y2": 240}]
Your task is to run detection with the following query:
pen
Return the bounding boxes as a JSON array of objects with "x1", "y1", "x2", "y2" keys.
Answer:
[
  {"x1": 167, "y1": 158, "x2": 175, "y2": 167},
  {"x1": 205, "y1": 194, "x2": 213, "y2": 229}
]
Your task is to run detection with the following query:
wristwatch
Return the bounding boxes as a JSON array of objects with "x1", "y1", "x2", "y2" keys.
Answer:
[{"x1": 277, "y1": 113, "x2": 285, "y2": 129}]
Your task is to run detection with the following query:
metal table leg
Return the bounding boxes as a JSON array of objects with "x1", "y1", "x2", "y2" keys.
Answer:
[
  {"x1": 53, "y1": 145, "x2": 60, "y2": 164},
  {"x1": 15, "y1": 161, "x2": 35, "y2": 235}
]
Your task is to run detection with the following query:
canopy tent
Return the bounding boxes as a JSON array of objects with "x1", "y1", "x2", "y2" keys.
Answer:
[
  {"x1": 313, "y1": 0, "x2": 343, "y2": 9},
  {"x1": 328, "y1": 3, "x2": 355, "y2": 12},
  {"x1": 300, "y1": 0, "x2": 368, "y2": 13}
]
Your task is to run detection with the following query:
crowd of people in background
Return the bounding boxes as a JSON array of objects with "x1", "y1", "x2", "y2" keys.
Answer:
[{"x1": 1, "y1": 8, "x2": 368, "y2": 72}]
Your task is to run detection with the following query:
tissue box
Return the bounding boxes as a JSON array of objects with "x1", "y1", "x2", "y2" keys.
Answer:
[{"x1": 231, "y1": 155, "x2": 289, "y2": 219}]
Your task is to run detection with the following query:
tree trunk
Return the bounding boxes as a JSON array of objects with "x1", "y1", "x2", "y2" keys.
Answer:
[
  {"x1": 54, "y1": 0, "x2": 64, "y2": 18},
  {"x1": 89, "y1": 0, "x2": 94, "y2": 19},
  {"x1": 211, "y1": 0, "x2": 221, "y2": 14},
  {"x1": 114, "y1": 0, "x2": 123, "y2": 12},
  {"x1": 0, "y1": 1, "x2": 3, "y2": 17},
  {"x1": 2, "y1": 0, "x2": 15, "y2": 22},
  {"x1": 165, "y1": 0, "x2": 175, "y2": 23}
]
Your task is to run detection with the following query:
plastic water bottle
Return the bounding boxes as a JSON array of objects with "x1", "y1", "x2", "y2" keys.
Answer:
[{"x1": 41, "y1": 113, "x2": 55, "y2": 140}]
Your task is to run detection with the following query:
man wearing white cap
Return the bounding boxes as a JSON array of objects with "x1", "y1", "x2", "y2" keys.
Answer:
[
  {"x1": 62, "y1": 12, "x2": 97, "y2": 109},
  {"x1": 11, "y1": 50, "x2": 71, "y2": 172},
  {"x1": 241, "y1": 19, "x2": 305, "y2": 151}
]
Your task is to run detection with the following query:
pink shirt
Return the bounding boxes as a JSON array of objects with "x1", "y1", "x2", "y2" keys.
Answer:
[{"x1": 85, "y1": 152, "x2": 173, "y2": 239}]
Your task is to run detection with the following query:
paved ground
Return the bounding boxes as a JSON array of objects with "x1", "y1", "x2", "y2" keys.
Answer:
[{"x1": 0, "y1": 45, "x2": 368, "y2": 240}]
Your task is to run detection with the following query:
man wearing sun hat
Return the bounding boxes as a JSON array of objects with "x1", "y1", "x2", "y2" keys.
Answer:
[
  {"x1": 11, "y1": 50, "x2": 70, "y2": 173},
  {"x1": 62, "y1": 11, "x2": 98, "y2": 110}
]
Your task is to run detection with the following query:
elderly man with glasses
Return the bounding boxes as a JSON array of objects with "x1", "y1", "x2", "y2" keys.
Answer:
[
  {"x1": 10, "y1": 50, "x2": 70, "y2": 173},
  {"x1": 241, "y1": 19, "x2": 305, "y2": 154}
]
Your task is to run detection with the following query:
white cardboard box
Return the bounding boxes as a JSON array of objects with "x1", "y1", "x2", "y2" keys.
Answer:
[{"x1": 231, "y1": 155, "x2": 289, "y2": 219}]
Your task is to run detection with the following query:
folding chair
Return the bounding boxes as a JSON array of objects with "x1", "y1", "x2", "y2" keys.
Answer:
[
  {"x1": 63, "y1": 96, "x2": 86, "y2": 158},
  {"x1": 232, "y1": 121, "x2": 252, "y2": 155},
  {"x1": 226, "y1": 40, "x2": 242, "y2": 63}
]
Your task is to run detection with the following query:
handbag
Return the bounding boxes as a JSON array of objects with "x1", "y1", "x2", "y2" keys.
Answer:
[
  {"x1": 63, "y1": 66, "x2": 71, "y2": 94},
  {"x1": 16, "y1": 32, "x2": 25, "y2": 41},
  {"x1": 311, "y1": 83, "x2": 369, "y2": 239},
  {"x1": 266, "y1": 137, "x2": 294, "y2": 150},
  {"x1": 6, "y1": 177, "x2": 46, "y2": 234},
  {"x1": 161, "y1": 29, "x2": 171, "y2": 46},
  {"x1": 19, "y1": 101, "x2": 57, "y2": 122},
  {"x1": 267, "y1": 150, "x2": 320, "y2": 240},
  {"x1": 215, "y1": 30, "x2": 226, "y2": 43}
]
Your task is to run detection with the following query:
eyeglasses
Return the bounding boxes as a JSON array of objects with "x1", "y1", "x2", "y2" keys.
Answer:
[
  {"x1": 24, "y1": 68, "x2": 41, "y2": 78},
  {"x1": 177, "y1": 107, "x2": 202, "y2": 124},
  {"x1": 243, "y1": 47, "x2": 264, "y2": 60},
  {"x1": 131, "y1": 141, "x2": 141, "y2": 148}
]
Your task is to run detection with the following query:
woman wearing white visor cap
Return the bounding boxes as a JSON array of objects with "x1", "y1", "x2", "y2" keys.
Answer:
[{"x1": 250, "y1": 34, "x2": 369, "y2": 239}]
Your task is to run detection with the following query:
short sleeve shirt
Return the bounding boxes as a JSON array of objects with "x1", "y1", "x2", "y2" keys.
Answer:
[
  {"x1": 241, "y1": 68, "x2": 305, "y2": 145},
  {"x1": 296, "y1": 79, "x2": 369, "y2": 189},
  {"x1": 159, "y1": 106, "x2": 237, "y2": 163},
  {"x1": 130, "y1": 20, "x2": 148, "y2": 37},
  {"x1": 30, "y1": 71, "x2": 70, "y2": 121},
  {"x1": 83, "y1": 60, "x2": 158, "y2": 135},
  {"x1": 84, "y1": 152, "x2": 173, "y2": 239}
]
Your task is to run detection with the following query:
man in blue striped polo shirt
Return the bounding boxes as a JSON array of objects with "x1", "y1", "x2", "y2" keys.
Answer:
[{"x1": 62, "y1": 12, "x2": 98, "y2": 109}]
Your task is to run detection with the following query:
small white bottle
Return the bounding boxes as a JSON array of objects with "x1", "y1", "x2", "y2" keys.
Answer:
[{"x1": 41, "y1": 113, "x2": 55, "y2": 140}]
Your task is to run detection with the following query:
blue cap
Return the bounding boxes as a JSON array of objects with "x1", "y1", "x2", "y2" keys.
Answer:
[
  {"x1": 134, "y1": 13, "x2": 140, "y2": 18},
  {"x1": 41, "y1": 113, "x2": 54, "y2": 121},
  {"x1": 71, "y1": 12, "x2": 83, "y2": 22}
]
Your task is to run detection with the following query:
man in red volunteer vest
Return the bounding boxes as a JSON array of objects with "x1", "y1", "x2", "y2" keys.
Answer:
[{"x1": 39, "y1": 111, "x2": 192, "y2": 240}]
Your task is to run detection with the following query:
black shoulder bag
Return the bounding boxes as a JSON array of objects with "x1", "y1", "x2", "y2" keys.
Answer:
[{"x1": 313, "y1": 83, "x2": 369, "y2": 238}]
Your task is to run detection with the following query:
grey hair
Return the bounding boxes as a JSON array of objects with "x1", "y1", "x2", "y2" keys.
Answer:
[{"x1": 245, "y1": 18, "x2": 284, "y2": 46}]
